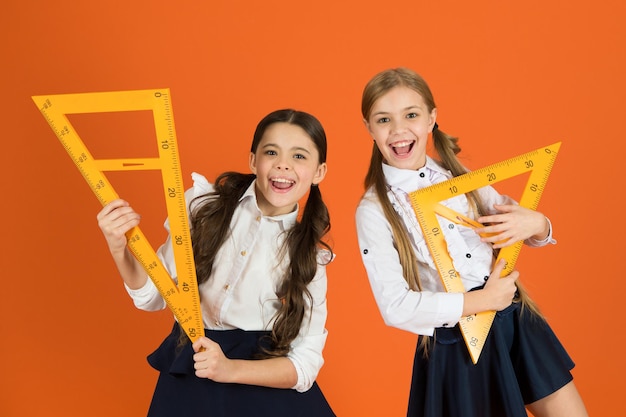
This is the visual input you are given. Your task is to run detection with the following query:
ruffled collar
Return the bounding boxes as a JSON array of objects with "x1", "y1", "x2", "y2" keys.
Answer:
[{"x1": 382, "y1": 156, "x2": 452, "y2": 192}]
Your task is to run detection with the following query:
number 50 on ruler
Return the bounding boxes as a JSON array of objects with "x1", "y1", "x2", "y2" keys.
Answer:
[{"x1": 32, "y1": 89, "x2": 203, "y2": 342}]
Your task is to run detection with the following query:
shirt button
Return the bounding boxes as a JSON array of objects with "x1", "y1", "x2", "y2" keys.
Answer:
[
  {"x1": 466, "y1": 253, "x2": 471, "y2": 258},
  {"x1": 363, "y1": 249, "x2": 369, "y2": 254},
  {"x1": 448, "y1": 224, "x2": 455, "y2": 229},
  {"x1": 241, "y1": 250, "x2": 247, "y2": 256},
  {"x1": 419, "y1": 172, "x2": 425, "y2": 178},
  {"x1": 443, "y1": 323, "x2": 449, "y2": 327},
  {"x1": 256, "y1": 216, "x2": 261, "y2": 222},
  {"x1": 484, "y1": 275, "x2": 489, "y2": 282},
  {"x1": 224, "y1": 284, "x2": 230, "y2": 291}
]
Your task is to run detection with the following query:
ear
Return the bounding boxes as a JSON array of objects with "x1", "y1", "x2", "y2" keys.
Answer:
[
  {"x1": 363, "y1": 118, "x2": 375, "y2": 139},
  {"x1": 429, "y1": 108, "x2": 438, "y2": 132},
  {"x1": 312, "y1": 162, "x2": 328, "y2": 186},
  {"x1": 248, "y1": 151, "x2": 257, "y2": 174}
]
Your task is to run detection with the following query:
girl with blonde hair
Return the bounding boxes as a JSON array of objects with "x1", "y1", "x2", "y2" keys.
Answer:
[{"x1": 356, "y1": 68, "x2": 587, "y2": 417}]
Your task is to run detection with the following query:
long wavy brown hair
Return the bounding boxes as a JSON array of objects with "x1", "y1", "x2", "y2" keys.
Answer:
[
  {"x1": 188, "y1": 109, "x2": 332, "y2": 357},
  {"x1": 361, "y1": 68, "x2": 542, "y2": 355}
]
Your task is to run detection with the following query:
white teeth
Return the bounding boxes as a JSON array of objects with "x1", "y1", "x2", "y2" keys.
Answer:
[
  {"x1": 271, "y1": 178, "x2": 294, "y2": 184},
  {"x1": 392, "y1": 140, "x2": 413, "y2": 147}
]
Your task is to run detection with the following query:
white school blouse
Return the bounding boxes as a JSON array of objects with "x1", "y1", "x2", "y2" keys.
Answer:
[
  {"x1": 355, "y1": 157, "x2": 554, "y2": 336},
  {"x1": 126, "y1": 172, "x2": 331, "y2": 393}
]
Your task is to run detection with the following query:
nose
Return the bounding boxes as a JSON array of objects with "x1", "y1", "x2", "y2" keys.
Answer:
[
  {"x1": 275, "y1": 155, "x2": 291, "y2": 170},
  {"x1": 390, "y1": 119, "x2": 408, "y2": 135}
]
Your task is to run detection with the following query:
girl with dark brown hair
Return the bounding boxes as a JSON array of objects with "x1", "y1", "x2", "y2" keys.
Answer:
[{"x1": 97, "y1": 109, "x2": 335, "y2": 416}]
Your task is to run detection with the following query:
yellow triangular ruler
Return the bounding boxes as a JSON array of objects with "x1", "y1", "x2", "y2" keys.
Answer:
[
  {"x1": 32, "y1": 89, "x2": 203, "y2": 342},
  {"x1": 409, "y1": 142, "x2": 561, "y2": 363}
]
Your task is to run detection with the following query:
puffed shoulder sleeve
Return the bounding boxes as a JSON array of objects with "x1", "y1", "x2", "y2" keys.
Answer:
[{"x1": 188, "y1": 172, "x2": 214, "y2": 204}]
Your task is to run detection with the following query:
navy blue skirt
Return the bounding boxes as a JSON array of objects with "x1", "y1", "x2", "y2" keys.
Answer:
[
  {"x1": 146, "y1": 324, "x2": 335, "y2": 417},
  {"x1": 407, "y1": 302, "x2": 575, "y2": 417}
]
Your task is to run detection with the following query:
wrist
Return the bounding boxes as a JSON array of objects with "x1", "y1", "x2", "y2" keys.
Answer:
[
  {"x1": 463, "y1": 290, "x2": 489, "y2": 316},
  {"x1": 536, "y1": 215, "x2": 550, "y2": 240}
]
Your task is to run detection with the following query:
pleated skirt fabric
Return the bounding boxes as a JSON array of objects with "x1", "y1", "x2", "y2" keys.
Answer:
[
  {"x1": 146, "y1": 324, "x2": 336, "y2": 417},
  {"x1": 407, "y1": 301, "x2": 575, "y2": 417}
]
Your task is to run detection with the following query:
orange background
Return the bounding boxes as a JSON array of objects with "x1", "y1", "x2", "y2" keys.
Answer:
[{"x1": 2, "y1": 1, "x2": 624, "y2": 416}]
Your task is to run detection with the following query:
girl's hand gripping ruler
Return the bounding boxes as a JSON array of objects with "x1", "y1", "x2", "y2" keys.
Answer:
[
  {"x1": 409, "y1": 142, "x2": 561, "y2": 364},
  {"x1": 32, "y1": 89, "x2": 203, "y2": 343}
]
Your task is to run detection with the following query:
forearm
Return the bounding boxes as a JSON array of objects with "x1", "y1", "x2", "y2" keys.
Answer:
[
  {"x1": 462, "y1": 290, "x2": 494, "y2": 316},
  {"x1": 225, "y1": 356, "x2": 298, "y2": 389},
  {"x1": 110, "y1": 247, "x2": 148, "y2": 290}
]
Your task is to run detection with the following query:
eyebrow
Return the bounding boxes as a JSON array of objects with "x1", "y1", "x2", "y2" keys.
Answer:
[
  {"x1": 371, "y1": 105, "x2": 423, "y2": 117},
  {"x1": 261, "y1": 143, "x2": 312, "y2": 155}
]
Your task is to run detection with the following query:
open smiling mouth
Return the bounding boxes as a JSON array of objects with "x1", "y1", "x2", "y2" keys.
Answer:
[
  {"x1": 391, "y1": 140, "x2": 415, "y2": 156},
  {"x1": 271, "y1": 178, "x2": 295, "y2": 190}
]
